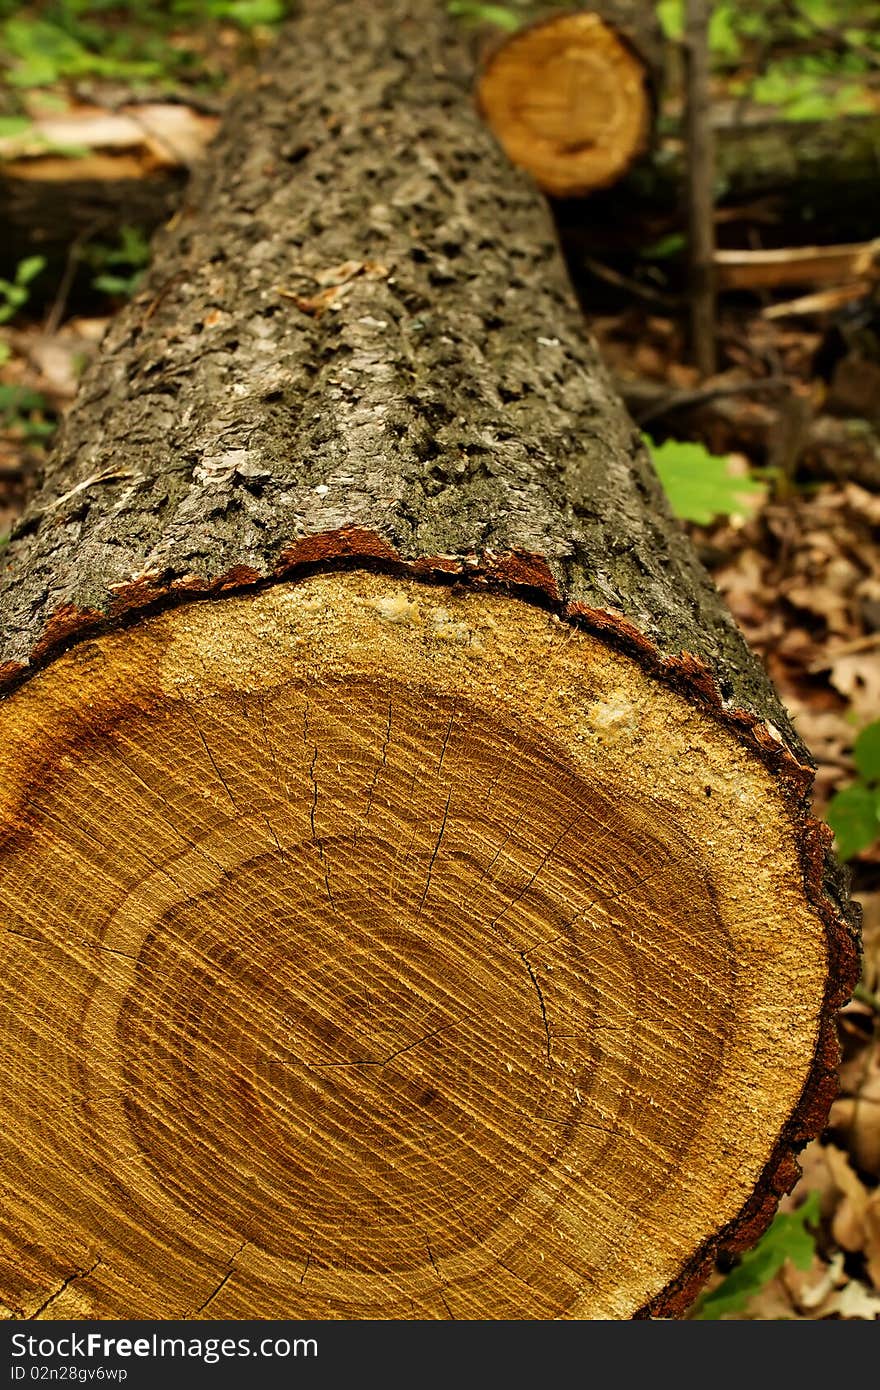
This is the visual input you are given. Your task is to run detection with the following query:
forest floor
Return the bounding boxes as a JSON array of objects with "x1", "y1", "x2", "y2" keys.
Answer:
[{"x1": 1, "y1": 0, "x2": 878, "y2": 1322}]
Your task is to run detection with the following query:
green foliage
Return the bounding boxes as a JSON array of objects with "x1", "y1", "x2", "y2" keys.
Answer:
[
  {"x1": 656, "y1": 0, "x2": 684, "y2": 42},
  {"x1": 0, "y1": 2, "x2": 291, "y2": 91},
  {"x1": 644, "y1": 436, "x2": 766, "y2": 526},
  {"x1": 655, "y1": 0, "x2": 745, "y2": 58},
  {"x1": 827, "y1": 721, "x2": 880, "y2": 861},
  {"x1": 0, "y1": 255, "x2": 46, "y2": 325},
  {"x1": 2, "y1": 15, "x2": 163, "y2": 86},
  {"x1": 446, "y1": 1, "x2": 523, "y2": 30},
  {"x1": 0, "y1": 383, "x2": 56, "y2": 446},
  {"x1": 84, "y1": 225, "x2": 150, "y2": 298},
  {"x1": 657, "y1": 0, "x2": 880, "y2": 119},
  {"x1": 746, "y1": 68, "x2": 873, "y2": 120},
  {"x1": 638, "y1": 232, "x2": 686, "y2": 262},
  {"x1": 217, "y1": 0, "x2": 285, "y2": 22},
  {"x1": 693, "y1": 1192, "x2": 821, "y2": 1320},
  {"x1": 0, "y1": 114, "x2": 32, "y2": 138}
]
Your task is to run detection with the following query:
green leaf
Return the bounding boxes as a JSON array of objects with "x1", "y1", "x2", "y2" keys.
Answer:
[
  {"x1": 15, "y1": 255, "x2": 46, "y2": 287},
  {"x1": 694, "y1": 1192, "x2": 821, "y2": 1320},
  {"x1": 645, "y1": 436, "x2": 766, "y2": 525},
  {"x1": 639, "y1": 232, "x2": 686, "y2": 262},
  {"x1": 827, "y1": 782, "x2": 880, "y2": 861},
  {"x1": 0, "y1": 285, "x2": 26, "y2": 323},
  {"x1": 0, "y1": 383, "x2": 49, "y2": 416},
  {"x1": 656, "y1": 0, "x2": 684, "y2": 41},
  {"x1": 447, "y1": 2, "x2": 522, "y2": 31},
  {"x1": 0, "y1": 115, "x2": 31, "y2": 139},
  {"x1": 220, "y1": 0, "x2": 285, "y2": 26},
  {"x1": 709, "y1": 6, "x2": 742, "y2": 61},
  {"x1": 0, "y1": 339, "x2": 11, "y2": 366},
  {"x1": 854, "y1": 722, "x2": 880, "y2": 785},
  {"x1": 2, "y1": 17, "x2": 85, "y2": 86},
  {"x1": 92, "y1": 271, "x2": 143, "y2": 297}
]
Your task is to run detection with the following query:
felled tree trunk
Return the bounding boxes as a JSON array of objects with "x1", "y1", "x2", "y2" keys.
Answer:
[
  {"x1": 0, "y1": 0, "x2": 857, "y2": 1323},
  {"x1": 476, "y1": 5, "x2": 662, "y2": 197},
  {"x1": 555, "y1": 108, "x2": 880, "y2": 266}
]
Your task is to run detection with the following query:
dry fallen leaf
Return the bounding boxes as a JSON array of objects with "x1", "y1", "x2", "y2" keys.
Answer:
[
  {"x1": 781, "y1": 1251, "x2": 846, "y2": 1310},
  {"x1": 831, "y1": 1045, "x2": 880, "y2": 1180},
  {"x1": 824, "y1": 651, "x2": 880, "y2": 721},
  {"x1": 825, "y1": 1143, "x2": 871, "y2": 1253},
  {"x1": 816, "y1": 1279, "x2": 880, "y2": 1319}
]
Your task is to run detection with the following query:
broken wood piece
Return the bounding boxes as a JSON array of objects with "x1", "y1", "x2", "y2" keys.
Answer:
[
  {"x1": 0, "y1": 102, "x2": 219, "y2": 178},
  {"x1": 762, "y1": 283, "x2": 873, "y2": 320},
  {"x1": 715, "y1": 240, "x2": 880, "y2": 293},
  {"x1": 0, "y1": 103, "x2": 218, "y2": 277}
]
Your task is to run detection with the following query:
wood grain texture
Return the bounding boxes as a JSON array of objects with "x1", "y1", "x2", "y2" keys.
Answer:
[
  {"x1": 0, "y1": 574, "x2": 839, "y2": 1319},
  {"x1": 476, "y1": 11, "x2": 655, "y2": 198}
]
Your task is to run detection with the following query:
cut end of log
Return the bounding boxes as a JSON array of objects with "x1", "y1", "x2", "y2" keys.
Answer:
[
  {"x1": 477, "y1": 12, "x2": 653, "y2": 198},
  {"x1": 1, "y1": 571, "x2": 839, "y2": 1319}
]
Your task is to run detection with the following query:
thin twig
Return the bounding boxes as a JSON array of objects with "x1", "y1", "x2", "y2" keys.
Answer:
[
  {"x1": 620, "y1": 374, "x2": 789, "y2": 425},
  {"x1": 581, "y1": 256, "x2": 681, "y2": 310},
  {"x1": 43, "y1": 221, "x2": 102, "y2": 337},
  {"x1": 684, "y1": 0, "x2": 717, "y2": 377}
]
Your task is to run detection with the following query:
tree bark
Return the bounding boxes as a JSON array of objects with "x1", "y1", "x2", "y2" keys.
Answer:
[
  {"x1": 0, "y1": 0, "x2": 857, "y2": 1322},
  {"x1": 683, "y1": 0, "x2": 717, "y2": 377}
]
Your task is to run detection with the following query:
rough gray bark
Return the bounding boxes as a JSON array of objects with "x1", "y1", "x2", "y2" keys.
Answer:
[
  {"x1": 683, "y1": 0, "x2": 717, "y2": 377},
  {"x1": 0, "y1": 0, "x2": 858, "y2": 1321}
]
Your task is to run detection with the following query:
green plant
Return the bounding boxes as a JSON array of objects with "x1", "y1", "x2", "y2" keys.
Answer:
[
  {"x1": 85, "y1": 225, "x2": 151, "y2": 298},
  {"x1": 0, "y1": 3, "x2": 291, "y2": 92},
  {"x1": 1, "y1": 14, "x2": 164, "y2": 87},
  {"x1": 0, "y1": 255, "x2": 46, "y2": 325},
  {"x1": 746, "y1": 67, "x2": 873, "y2": 119},
  {"x1": 656, "y1": 0, "x2": 745, "y2": 59},
  {"x1": 827, "y1": 722, "x2": 880, "y2": 861},
  {"x1": 0, "y1": 383, "x2": 56, "y2": 446},
  {"x1": 446, "y1": 1, "x2": 525, "y2": 30},
  {"x1": 692, "y1": 1191, "x2": 821, "y2": 1319},
  {"x1": 645, "y1": 435, "x2": 766, "y2": 525},
  {"x1": 638, "y1": 232, "x2": 687, "y2": 263}
]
